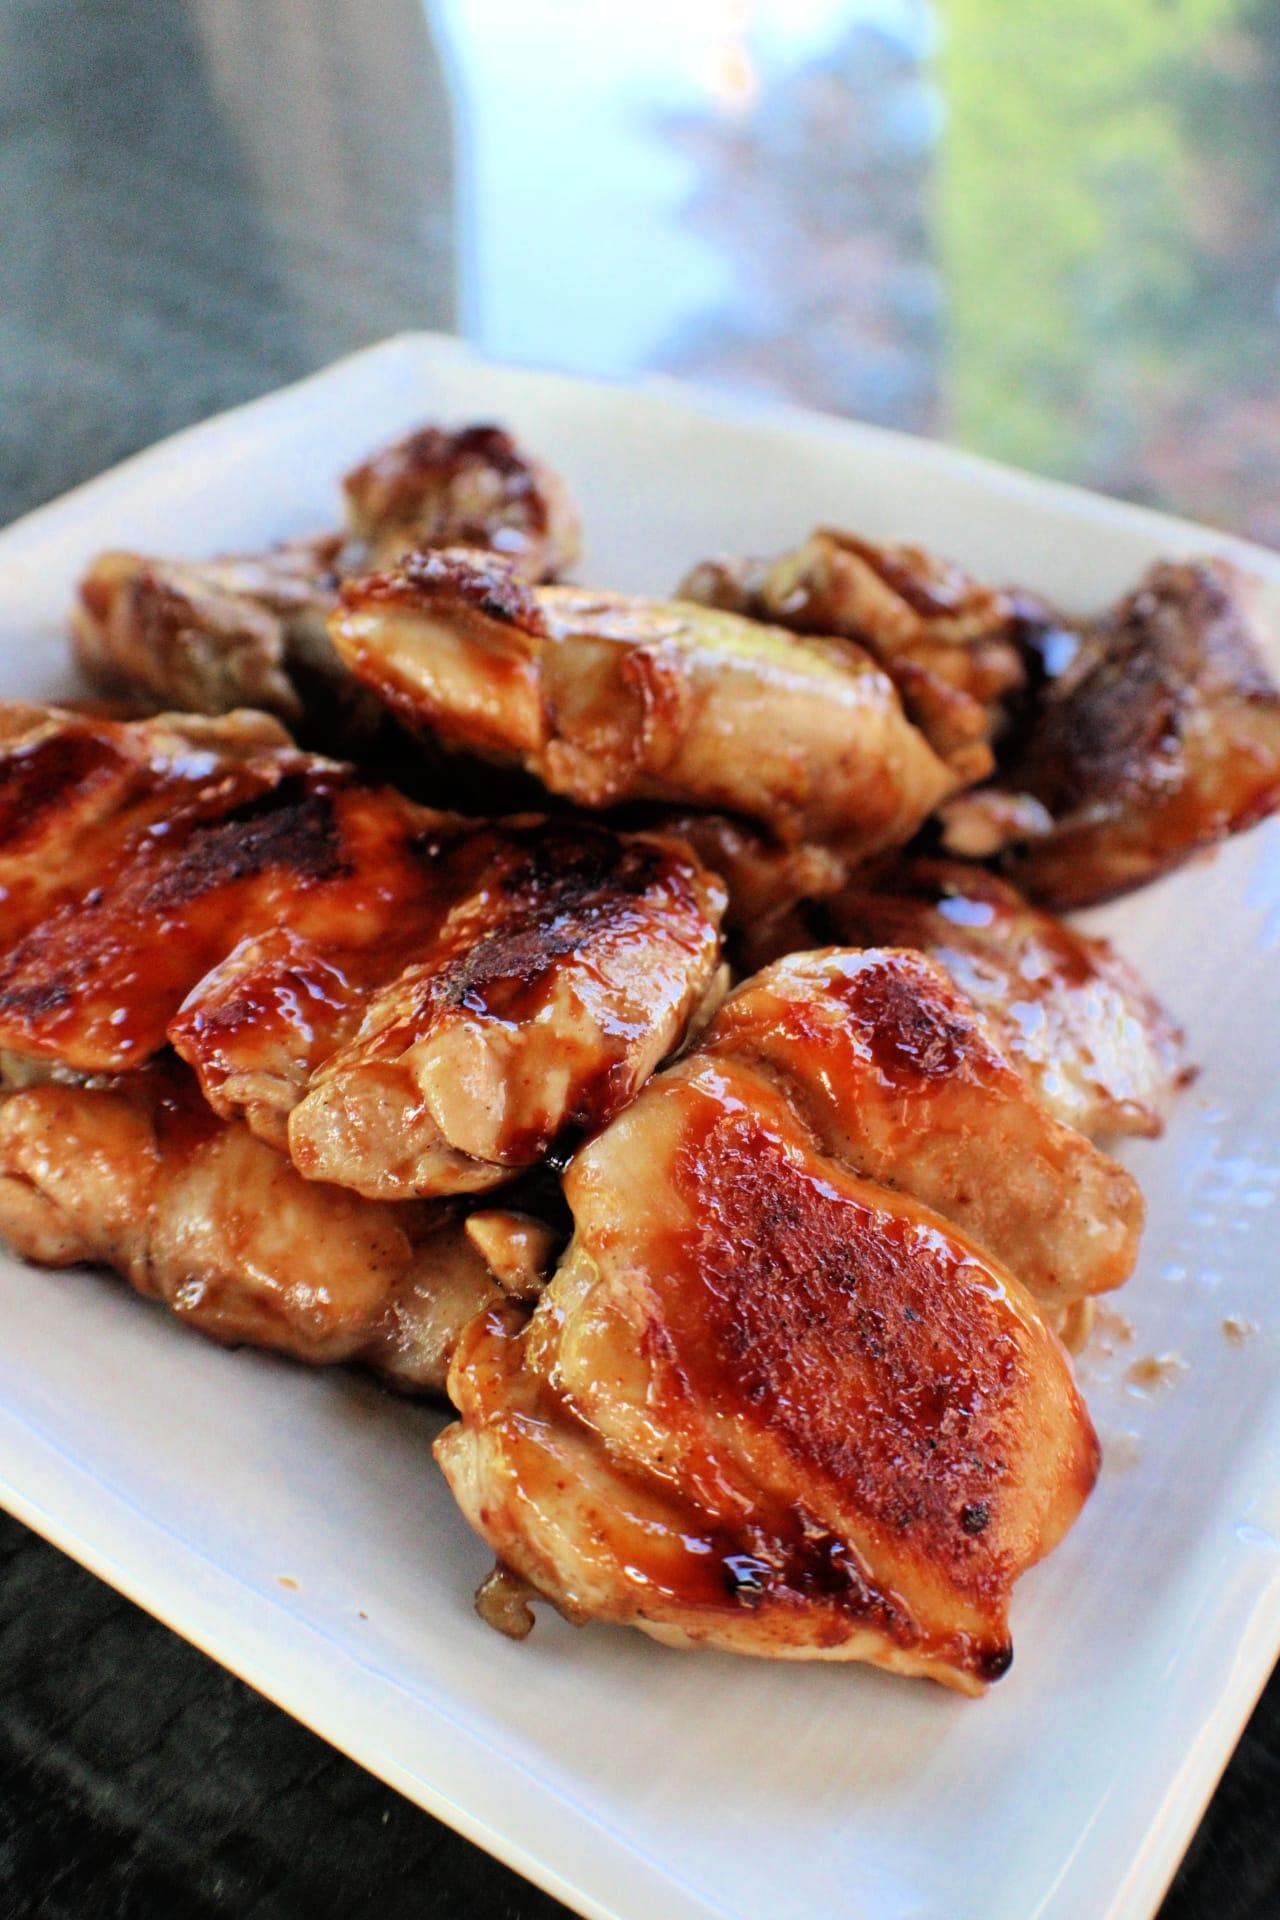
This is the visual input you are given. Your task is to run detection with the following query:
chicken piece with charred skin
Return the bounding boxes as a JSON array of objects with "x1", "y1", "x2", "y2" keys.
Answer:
[
  {"x1": 187, "y1": 819, "x2": 726, "y2": 1202},
  {"x1": 438, "y1": 947, "x2": 1105, "y2": 1692},
  {"x1": 0, "y1": 1061, "x2": 499, "y2": 1391},
  {"x1": 342, "y1": 423, "x2": 580, "y2": 579},
  {"x1": 0, "y1": 702, "x2": 296, "y2": 946},
  {"x1": 701, "y1": 949, "x2": 1143, "y2": 1309},
  {"x1": 70, "y1": 423, "x2": 579, "y2": 747},
  {"x1": 939, "y1": 558, "x2": 1280, "y2": 907},
  {"x1": 678, "y1": 529, "x2": 1025, "y2": 772},
  {"x1": 0, "y1": 705, "x2": 726, "y2": 1201},
  {"x1": 777, "y1": 857, "x2": 1185, "y2": 1143},
  {"x1": 330, "y1": 549, "x2": 969, "y2": 865}
]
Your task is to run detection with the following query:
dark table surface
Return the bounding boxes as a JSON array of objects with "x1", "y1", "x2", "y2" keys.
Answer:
[{"x1": 2, "y1": 2, "x2": 1279, "y2": 1915}]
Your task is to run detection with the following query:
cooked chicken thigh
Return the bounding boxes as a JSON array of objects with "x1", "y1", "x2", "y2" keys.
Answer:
[
  {"x1": 179, "y1": 819, "x2": 724, "y2": 1199},
  {"x1": 941, "y1": 559, "x2": 1280, "y2": 906},
  {"x1": 438, "y1": 948, "x2": 1103, "y2": 1691},
  {"x1": 616, "y1": 808, "x2": 847, "y2": 947},
  {"x1": 0, "y1": 706, "x2": 725, "y2": 1199},
  {"x1": 703, "y1": 950, "x2": 1143, "y2": 1308},
  {"x1": 71, "y1": 423, "x2": 579, "y2": 746},
  {"x1": 331, "y1": 550, "x2": 968, "y2": 862},
  {"x1": 0, "y1": 1062, "x2": 498, "y2": 1390},
  {"x1": 678, "y1": 529, "x2": 1025, "y2": 771},
  {"x1": 342, "y1": 423, "x2": 580, "y2": 579},
  {"x1": 0, "y1": 701, "x2": 297, "y2": 944},
  {"x1": 802, "y1": 859, "x2": 1184, "y2": 1140},
  {"x1": 71, "y1": 537, "x2": 357, "y2": 736}
]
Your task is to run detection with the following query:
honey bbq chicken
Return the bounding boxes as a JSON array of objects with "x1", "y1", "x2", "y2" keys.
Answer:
[
  {"x1": 785, "y1": 858, "x2": 1185, "y2": 1143},
  {"x1": 70, "y1": 423, "x2": 579, "y2": 747},
  {"x1": 71, "y1": 536, "x2": 376, "y2": 749},
  {"x1": 341, "y1": 422, "x2": 580, "y2": 578},
  {"x1": 698, "y1": 949, "x2": 1143, "y2": 1310},
  {"x1": 0, "y1": 701, "x2": 294, "y2": 948},
  {"x1": 29, "y1": 440, "x2": 1263, "y2": 1708},
  {"x1": 678, "y1": 528, "x2": 1026, "y2": 773},
  {"x1": 939, "y1": 558, "x2": 1280, "y2": 906},
  {"x1": 438, "y1": 948, "x2": 1109, "y2": 1691},
  {"x1": 0, "y1": 706, "x2": 725, "y2": 1199},
  {"x1": 0, "y1": 1059, "x2": 501, "y2": 1391},
  {"x1": 330, "y1": 549, "x2": 971, "y2": 864}
]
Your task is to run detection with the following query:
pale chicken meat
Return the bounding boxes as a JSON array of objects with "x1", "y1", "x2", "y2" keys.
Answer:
[
  {"x1": 463, "y1": 1208, "x2": 560, "y2": 1303},
  {"x1": 678, "y1": 528, "x2": 1025, "y2": 772},
  {"x1": 438, "y1": 948, "x2": 1104, "y2": 1691},
  {"x1": 331, "y1": 549, "x2": 969, "y2": 863},
  {"x1": 70, "y1": 423, "x2": 579, "y2": 747},
  {"x1": 0, "y1": 1062, "x2": 499, "y2": 1390},
  {"x1": 70, "y1": 537, "x2": 358, "y2": 737},
  {"x1": 796, "y1": 859, "x2": 1185, "y2": 1141},
  {"x1": 0, "y1": 705, "x2": 725, "y2": 1199},
  {"x1": 940, "y1": 558, "x2": 1280, "y2": 907}
]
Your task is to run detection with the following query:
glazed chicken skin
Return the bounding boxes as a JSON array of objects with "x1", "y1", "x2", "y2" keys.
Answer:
[
  {"x1": 331, "y1": 549, "x2": 969, "y2": 864},
  {"x1": 0, "y1": 701, "x2": 295, "y2": 948},
  {"x1": 438, "y1": 948, "x2": 1103, "y2": 1692},
  {"x1": 341, "y1": 422, "x2": 580, "y2": 579},
  {"x1": 178, "y1": 819, "x2": 724, "y2": 1200},
  {"x1": 0, "y1": 706, "x2": 725, "y2": 1200},
  {"x1": 701, "y1": 950, "x2": 1143, "y2": 1309},
  {"x1": 678, "y1": 529, "x2": 1025, "y2": 772},
  {"x1": 793, "y1": 858, "x2": 1184, "y2": 1142},
  {"x1": 0, "y1": 1061, "x2": 500, "y2": 1391},
  {"x1": 941, "y1": 558, "x2": 1280, "y2": 907},
  {"x1": 71, "y1": 423, "x2": 579, "y2": 746}
]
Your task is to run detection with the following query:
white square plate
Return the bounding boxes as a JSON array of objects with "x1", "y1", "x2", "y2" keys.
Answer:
[{"x1": 2, "y1": 333, "x2": 1278, "y2": 1920}]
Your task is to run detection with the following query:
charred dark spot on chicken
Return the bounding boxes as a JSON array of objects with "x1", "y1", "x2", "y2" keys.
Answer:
[{"x1": 942, "y1": 559, "x2": 1280, "y2": 907}]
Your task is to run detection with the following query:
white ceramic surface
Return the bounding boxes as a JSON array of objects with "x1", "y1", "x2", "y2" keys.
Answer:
[{"x1": 1, "y1": 334, "x2": 1278, "y2": 1920}]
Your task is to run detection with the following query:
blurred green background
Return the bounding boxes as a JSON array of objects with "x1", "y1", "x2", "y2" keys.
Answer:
[{"x1": 3, "y1": 0, "x2": 1277, "y2": 544}]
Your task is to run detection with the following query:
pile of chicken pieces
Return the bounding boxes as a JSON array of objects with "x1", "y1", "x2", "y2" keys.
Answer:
[{"x1": 3, "y1": 416, "x2": 1278, "y2": 1694}]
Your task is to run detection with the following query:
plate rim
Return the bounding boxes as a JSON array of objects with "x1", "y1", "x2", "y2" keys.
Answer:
[{"x1": 6, "y1": 327, "x2": 1280, "y2": 590}]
